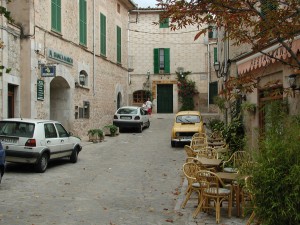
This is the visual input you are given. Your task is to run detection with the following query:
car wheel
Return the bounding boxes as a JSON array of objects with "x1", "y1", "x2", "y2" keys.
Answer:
[
  {"x1": 138, "y1": 124, "x2": 143, "y2": 133},
  {"x1": 70, "y1": 148, "x2": 78, "y2": 163},
  {"x1": 35, "y1": 153, "x2": 48, "y2": 173},
  {"x1": 146, "y1": 120, "x2": 150, "y2": 128},
  {"x1": 171, "y1": 141, "x2": 176, "y2": 147}
]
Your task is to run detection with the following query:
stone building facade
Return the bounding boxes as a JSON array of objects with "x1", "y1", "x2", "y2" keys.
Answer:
[
  {"x1": 4, "y1": 0, "x2": 135, "y2": 140},
  {"x1": 128, "y1": 9, "x2": 216, "y2": 113}
]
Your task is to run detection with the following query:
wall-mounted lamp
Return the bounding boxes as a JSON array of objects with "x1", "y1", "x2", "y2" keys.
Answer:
[
  {"x1": 146, "y1": 70, "x2": 150, "y2": 80},
  {"x1": 178, "y1": 67, "x2": 184, "y2": 78},
  {"x1": 288, "y1": 74, "x2": 300, "y2": 90},
  {"x1": 214, "y1": 60, "x2": 231, "y2": 80},
  {"x1": 79, "y1": 74, "x2": 85, "y2": 86}
]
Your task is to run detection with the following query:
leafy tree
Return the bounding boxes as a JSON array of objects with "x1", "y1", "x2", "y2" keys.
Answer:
[{"x1": 157, "y1": 0, "x2": 300, "y2": 70}]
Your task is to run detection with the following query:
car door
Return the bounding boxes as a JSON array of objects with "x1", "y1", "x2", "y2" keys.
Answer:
[
  {"x1": 140, "y1": 108, "x2": 148, "y2": 126},
  {"x1": 44, "y1": 123, "x2": 61, "y2": 159},
  {"x1": 55, "y1": 123, "x2": 73, "y2": 157}
]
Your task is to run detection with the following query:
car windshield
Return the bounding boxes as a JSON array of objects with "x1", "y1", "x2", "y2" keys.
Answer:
[
  {"x1": 176, "y1": 115, "x2": 200, "y2": 123},
  {"x1": 0, "y1": 121, "x2": 35, "y2": 138},
  {"x1": 117, "y1": 108, "x2": 138, "y2": 115}
]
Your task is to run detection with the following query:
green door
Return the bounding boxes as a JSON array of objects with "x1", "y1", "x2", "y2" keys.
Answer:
[{"x1": 157, "y1": 84, "x2": 173, "y2": 113}]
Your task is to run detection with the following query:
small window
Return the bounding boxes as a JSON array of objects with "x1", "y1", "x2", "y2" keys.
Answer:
[
  {"x1": 159, "y1": 16, "x2": 169, "y2": 28},
  {"x1": 133, "y1": 90, "x2": 149, "y2": 104},
  {"x1": 51, "y1": 0, "x2": 61, "y2": 33},
  {"x1": 79, "y1": 70, "x2": 88, "y2": 86}
]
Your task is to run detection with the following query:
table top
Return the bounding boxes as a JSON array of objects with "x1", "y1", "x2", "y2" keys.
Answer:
[
  {"x1": 216, "y1": 172, "x2": 239, "y2": 182},
  {"x1": 197, "y1": 157, "x2": 222, "y2": 166}
]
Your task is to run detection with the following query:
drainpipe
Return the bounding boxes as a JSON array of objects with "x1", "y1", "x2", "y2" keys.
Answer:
[
  {"x1": 93, "y1": 0, "x2": 95, "y2": 96},
  {"x1": 207, "y1": 42, "x2": 217, "y2": 113}
]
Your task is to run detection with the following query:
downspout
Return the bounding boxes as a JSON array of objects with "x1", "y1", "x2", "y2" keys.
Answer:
[{"x1": 93, "y1": 0, "x2": 95, "y2": 96}]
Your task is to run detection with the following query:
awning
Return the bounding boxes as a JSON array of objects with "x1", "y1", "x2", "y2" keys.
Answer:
[{"x1": 237, "y1": 38, "x2": 300, "y2": 75}]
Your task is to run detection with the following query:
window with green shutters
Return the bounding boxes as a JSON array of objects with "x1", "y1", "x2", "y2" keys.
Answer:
[
  {"x1": 153, "y1": 48, "x2": 170, "y2": 74},
  {"x1": 100, "y1": 13, "x2": 106, "y2": 56},
  {"x1": 51, "y1": 0, "x2": 61, "y2": 33},
  {"x1": 117, "y1": 26, "x2": 121, "y2": 64},
  {"x1": 79, "y1": 0, "x2": 87, "y2": 46},
  {"x1": 159, "y1": 17, "x2": 169, "y2": 28}
]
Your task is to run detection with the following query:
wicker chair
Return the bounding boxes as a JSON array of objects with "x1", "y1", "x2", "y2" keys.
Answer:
[
  {"x1": 181, "y1": 162, "x2": 202, "y2": 209},
  {"x1": 196, "y1": 146, "x2": 218, "y2": 159},
  {"x1": 190, "y1": 137, "x2": 207, "y2": 150},
  {"x1": 184, "y1": 145, "x2": 197, "y2": 158},
  {"x1": 192, "y1": 132, "x2": 207, "y2": 140},
  {"x1": 222, "y1": 151, "x2": 250, "y2": 173},
  {"x1": 193, "y1": 170, "x2": 233, "y2": 223}
]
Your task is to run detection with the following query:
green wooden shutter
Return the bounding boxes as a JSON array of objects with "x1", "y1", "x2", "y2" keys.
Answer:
[
  {"x1": 100, "y1": 13, "x2": 106, "y2": 56},
  {"x1": 159, "y1": 17, "x2": 169, "y2": 28},
  {"x1": 79, "y1": 0, "x2": 87, "y2": 45},
  {"x1": 51, "y1": 0, "x2": 61, "y2": 32},
  {"x1": 214, "y1": 47, "x2": 218, "y2": 63},
  {"x1": 117, "y1": 26, "x2": 121, "y2": 63},
  {"x1": 164, "y1": 48, "x2": 170, "y2": 74},
  {"x1": 153, "y1": 48, "x2": 159, "y2": 74}
]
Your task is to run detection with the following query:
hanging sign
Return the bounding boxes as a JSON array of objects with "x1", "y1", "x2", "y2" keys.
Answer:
[
  {"x1": 37, "y1": 79, "x2": 44, "y2": 101},
  {"x1": 41, "y1": 65, "x2": 56, "y2": 77}
]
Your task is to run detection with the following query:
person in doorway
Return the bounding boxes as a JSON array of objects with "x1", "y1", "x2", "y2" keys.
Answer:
[{"x1": 145, "y1": 97, "x2": 152, "y2": 115}]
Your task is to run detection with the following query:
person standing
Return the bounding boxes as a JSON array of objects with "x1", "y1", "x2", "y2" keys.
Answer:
[{"x1": 145, "y1": 97, "x2": 152, "y2": 115}]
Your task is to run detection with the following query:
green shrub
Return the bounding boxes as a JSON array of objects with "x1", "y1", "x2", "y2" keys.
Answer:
[{"x1": 247, "y1": 102, "x2": 300, "y2": 225}]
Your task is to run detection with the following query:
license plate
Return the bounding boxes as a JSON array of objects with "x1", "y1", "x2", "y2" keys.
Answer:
[
  {"x1": 1, "y1": 137, "x2": 17, "y2": 143},
  {"x1": 120, "y1": 116, "x2": 131, "y2": 120}
]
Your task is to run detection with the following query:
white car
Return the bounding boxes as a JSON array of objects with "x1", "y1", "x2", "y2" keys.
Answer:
[
  {"x1": 0, "y1": 118, "x2": 82, "y2": 173},
  {"x1": 113, "y1": 106, "x2": 150, "y2": 133}
]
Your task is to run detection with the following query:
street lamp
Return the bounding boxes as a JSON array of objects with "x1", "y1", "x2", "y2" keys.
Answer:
[
  {"x1": 214, "y1": 59, "x2": 231, "y2": 80},
  {"x1": 146, "y1": 70, "x2": 150, "y2": 80}
]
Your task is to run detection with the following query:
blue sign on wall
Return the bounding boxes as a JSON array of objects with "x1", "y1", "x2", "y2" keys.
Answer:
[{"x1": 41, "y1": 65, "x2": 56, "y2": 77}]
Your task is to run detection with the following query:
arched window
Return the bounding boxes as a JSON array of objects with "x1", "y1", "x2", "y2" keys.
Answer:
[{"x1": 133, "y1": 90, "x2": 150, "y2": 104}]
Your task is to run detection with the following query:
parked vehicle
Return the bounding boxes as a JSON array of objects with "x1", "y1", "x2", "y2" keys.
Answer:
[
  {"x1": 171, "y1": 111, "x2": 205, "y2": 147},
  {"x1": 0, "y1": 118, "x2": 82, "y2": 173},
  {"x1": 0, "y1": 141, "x2": 5, "y2": 183},
  {"x1": 113, "y1": 106, "x2": 150, "y2": 133}
]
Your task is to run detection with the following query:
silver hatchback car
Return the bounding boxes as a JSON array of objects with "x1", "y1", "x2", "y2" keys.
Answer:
[
  {"x1": 113, "y1": 106, "x2": 150, "y2": 133},
  {"x1": 0, "y1": 118, "x2": 82, "y2": 173}
]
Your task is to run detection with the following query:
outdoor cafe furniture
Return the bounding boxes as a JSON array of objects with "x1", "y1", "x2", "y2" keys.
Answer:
[
  {"x1": 222, "y1": 151, "x2": 250, "y2": 173},
  {"x1": 193, "y1": 170, "x2": 233, "y2": 223},
  {"x1": 190, "y1": 136, "x2": 208, "y2": 150},
  {"x1": 181, "y1": 162, "x2": 202, "y2": 209},
  {"x1": 196, "y1": 146, "x2": 218, "y2": 159},
  {"x1": 192, "y1": 132, "x2": 207, "y2": 140},
  {"x1": 184, "y1": 145, "x2": 197, "y2": 158},
  {"x1": 196, "y1": 156, "x2": 223, "y2": 168}
]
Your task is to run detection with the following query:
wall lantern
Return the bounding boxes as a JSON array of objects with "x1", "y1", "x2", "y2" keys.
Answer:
[
  {"x1": 288, "y1": 74, "x2": 300, "y2": 90},
  {"x1": 146, "y1": 70, "x2": 150, "y2": 80},
  {"x1": 79, "y1": 74, "x2": 85, "y2": 86},
  {"x1": 213, "y1": 60, "x2": 231, "y2": 80}
]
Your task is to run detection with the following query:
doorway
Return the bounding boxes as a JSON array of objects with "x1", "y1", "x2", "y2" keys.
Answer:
[
  {"x1": 157, "y1": 84, "x2": 173, "y2": 113},
  {"x1": 7, "y1": 84, "x2": 16, "y2": 118}
]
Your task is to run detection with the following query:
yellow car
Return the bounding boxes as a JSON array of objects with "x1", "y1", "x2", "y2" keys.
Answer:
[{"x1": 171, "y1": 111, "x2": 205, "y2": 147}]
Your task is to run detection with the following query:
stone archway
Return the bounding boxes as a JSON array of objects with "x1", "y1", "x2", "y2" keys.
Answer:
[{"x1": 50, "y1": 76, "x2": 71, "y2": 130}]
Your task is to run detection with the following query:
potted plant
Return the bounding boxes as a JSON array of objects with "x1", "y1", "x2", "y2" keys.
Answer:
[
  {"x1": 87, "y1": 129, "x2": 104, "y2": 143},
  {"x1": 103, "y1": 124, "x2": 119, "y2": 136}
]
